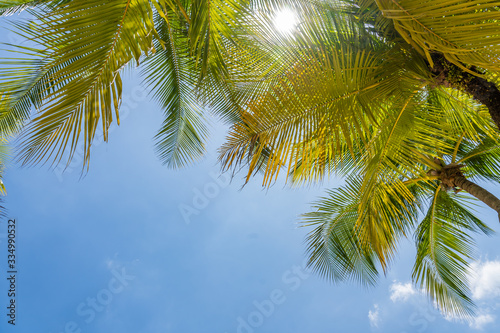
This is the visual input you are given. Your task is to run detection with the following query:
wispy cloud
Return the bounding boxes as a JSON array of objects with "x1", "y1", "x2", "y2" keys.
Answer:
[
  {"x1": 368, "y1": 304, "x2": 380, "y2": 328},
  {"x1": 390, "y1": 281, "x2": 417, "y2": 303},
  {"x1": 373, "y1": 262, "x2": 500, "y2": 331},
  {"x1": 469, "y1": 312, "x2": 495, "y2": 330}
]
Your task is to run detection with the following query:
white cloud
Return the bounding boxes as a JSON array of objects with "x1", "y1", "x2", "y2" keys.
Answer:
[
  {"x1": 390, "y1": 281, "x2": 417, "y2": 302},
  {"x1": 469, "y1": 313, "x2": 495, "y2": 330},
  {"x1": 470, "y1": 260, "x2": 500, "y2": 300},
  {"x1": 368, "y1": 304, "x2": 380, "y2": 328}
]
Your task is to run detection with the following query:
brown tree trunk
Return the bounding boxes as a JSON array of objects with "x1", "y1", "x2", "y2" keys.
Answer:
[
  {"x1": 430, "y1": 53, "x2": 500, "y2": 131},
  {"x1": 454, "y1": 176, "x2": 500, "y2": 218},
  {"x1": 438, "y1": 164, "x2": 500, "y2": 219}
]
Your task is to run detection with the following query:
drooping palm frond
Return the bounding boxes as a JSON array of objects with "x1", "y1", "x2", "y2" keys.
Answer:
[
  {"x1": 302, "y1": 177, "x2": 379, "y2": 286},
  {"x1": 0, "y1": 0, "x2": 72, "y2": 16},
  {"x1": 459, "y1": 138, "x2": 500, "y2": 183},
  {"x1": 287, "y1": 133, "x2": 363, "y2": 185},
  {"x1": 412, "y1": 186, "x2": 494, "y2": 318},
  {"x1": 0, "y1": 0, "x2": 48, "y2": 16},
  {"x1": 302, "y1": 175, "x2": 421, "y2": 285},
  {"x1": 142, "y1": 9, "x2": 208, "y2": 168},
  {"x1": 0, "y1": 53, "x2": 52, "y2": 136},
  {"x1": 188, "y1": 0, "x2": 243, "y2": 77},
  {"x1": 219, "y1": 40, "x2": 409, "y2": 185},
  {"x1": 1, "y1": 0, "x2": 156, "y2": 168},
  {"x1": 142, "y1": 0, "x2": 291, "y2": 167}
]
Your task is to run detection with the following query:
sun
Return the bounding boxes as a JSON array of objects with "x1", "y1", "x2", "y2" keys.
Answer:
[{"x1": 274, "y1": 8, "x2": 297, "y2": 34}]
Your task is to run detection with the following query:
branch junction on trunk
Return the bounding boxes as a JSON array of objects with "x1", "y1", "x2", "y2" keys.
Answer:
[{"x1": 427, "y1": 160, "x2": 500, "y2": 218}]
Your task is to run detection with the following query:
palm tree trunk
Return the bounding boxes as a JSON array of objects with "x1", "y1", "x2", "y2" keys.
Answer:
[
  {"x1": 430, "y1": 53, "x2": 500, "y2": 131},
  {"x1": 453, "y1": 176, "x2": 500, "y2": 217}
]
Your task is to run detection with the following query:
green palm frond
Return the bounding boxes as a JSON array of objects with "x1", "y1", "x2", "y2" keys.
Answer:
[
  {"x1": 0, "y1": 0, "x2": 47, "y2": 16},
  {"x1": 359, "y1": 89, "x2": 446, "y2": 202},
  {"x1": 142, "y1": 9, "x2": 208, "y2": 168},
  {"x1": 189, "y1": 0, "x2": 253, "y2": 125},
  {"x1": 0, "y1": 53, "x2": 51, "y2": 135},
  {"x1": 302, "y1": 177, "x2": 380, "y2": 286},
  {"x1": 2, "y1": 0, "x2": 156, "y2": 167},
  {"x1": 302, "y1": 175, "x2": 420, "y2": 284},
  {"x1": 219, "y1": 42, "x2": 407, "y2": 185},
  {"x1": 412, "y1": 187, "x2": 494, "y2": 318},
  {"x1": 191, "y1": 0, "x2": 319, "y2": 125},
  {"x1": 188, "y1": 0, "x2": 243, "y2": 77},
  {"x1": 459, "y1": 138, "x2": 500, "y2": 183},
  {"x1": 434, "y1": 88, "x2": 500, "y2": 182},
  {"x1": 288, "y1": 134, "x2": 363, "y2": 185},
  {"x1": 434, "y1": 88, "x2": 498, "y2": 143},
  {"x1": 0, "y1": 0, "x2": 72, "y2": 16}
]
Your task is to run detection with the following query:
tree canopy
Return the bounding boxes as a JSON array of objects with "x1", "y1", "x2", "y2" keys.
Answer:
[{"x1": 2, "y1": 0, "x2": 500, "y2": 320}]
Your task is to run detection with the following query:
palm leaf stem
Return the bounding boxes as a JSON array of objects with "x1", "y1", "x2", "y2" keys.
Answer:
[{"x1": 402, "y1": 176, "x2": 438, "y2": 185}]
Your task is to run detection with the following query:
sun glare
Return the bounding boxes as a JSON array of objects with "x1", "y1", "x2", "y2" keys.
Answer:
[{"x1": 274, "y1": 8, "x2": 297, "y2": 34}]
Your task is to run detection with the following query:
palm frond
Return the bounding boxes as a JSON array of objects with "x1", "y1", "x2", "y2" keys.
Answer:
[
  {"x1": 412, "y1": 187, "x2": 493, "y2": 318},
  {"x1": 188, "y1": 0, "x2": 245, "y2": 79},
  {"x1": 0, "y1": 0, "x2": 47, "y2": 16},
  {"x1": 372, "y1": 0, "x2": 500, "y2": 73},
  {"x1": 2, "y1": 0, "x2": 156, "y2": 168},
  {"x1": 142, "y1": 9, "x2": 208, "y2": 168},
  {"x1": 219, "y1": 41, "x2": 406, "y2": 186},
  {"x1": 302, "y1": 175, "x2": 420, "y2": 284},
  {"x1": 458, "y1": 138, "x2": 500, "y2": 183},
  {"x1": 0, "y1": 0, "x2": 72, "y2": 16},
  {"x1": 302, "y1": 177, "x2": 380, "y2": 286}
]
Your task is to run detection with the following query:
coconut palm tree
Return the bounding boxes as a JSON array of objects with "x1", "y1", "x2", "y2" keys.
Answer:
[
  {"x1": 221, "y1": 0, "x2": 500, "y2": 182},
  {"x1": 218, "y1": 0, "x2": 500, "y2": 318},
  {"x1": 300, "y1": 90, "x2": 500, "y2": 318},
  {"x1": 3, "y1": 0, "x2": 500, "y2": 319}
]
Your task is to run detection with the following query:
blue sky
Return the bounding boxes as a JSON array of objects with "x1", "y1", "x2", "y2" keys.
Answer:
[{"x1": 1, "y1": 14, "x2": 500, "y2": 333}]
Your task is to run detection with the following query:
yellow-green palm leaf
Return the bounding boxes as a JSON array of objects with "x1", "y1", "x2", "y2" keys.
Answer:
[
  {"x1": 3, "y1": 0, "x2": 156, "y2": 167},
  {"x1": 369, "y1": 0, "x2": 500, "y2": 72}
]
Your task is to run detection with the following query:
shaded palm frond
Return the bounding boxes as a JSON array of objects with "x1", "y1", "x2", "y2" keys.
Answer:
[
  {"x1": 371, "y1": 0, "x2": 500, "y2": 73},
  {"x1": 432, "y1": 88, "x2": 500, "y2": 182},
  {"x1": 458, "y1": 138, "x2": 500, "y2": 183}
]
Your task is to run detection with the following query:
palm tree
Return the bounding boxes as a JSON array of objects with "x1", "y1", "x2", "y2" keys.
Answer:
[
  {"x1": 221, "y1": 0, "x2": 500, "y2": 182},
  {"x1": 218, "y1": 0, "x2": 500, "y2": 318},
  {"x1": 3, "y1": 0, "x2": 500, "y2": 319},
  {"x1": 301, "y1": 91, "x2": 500, "y2": 318}
]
